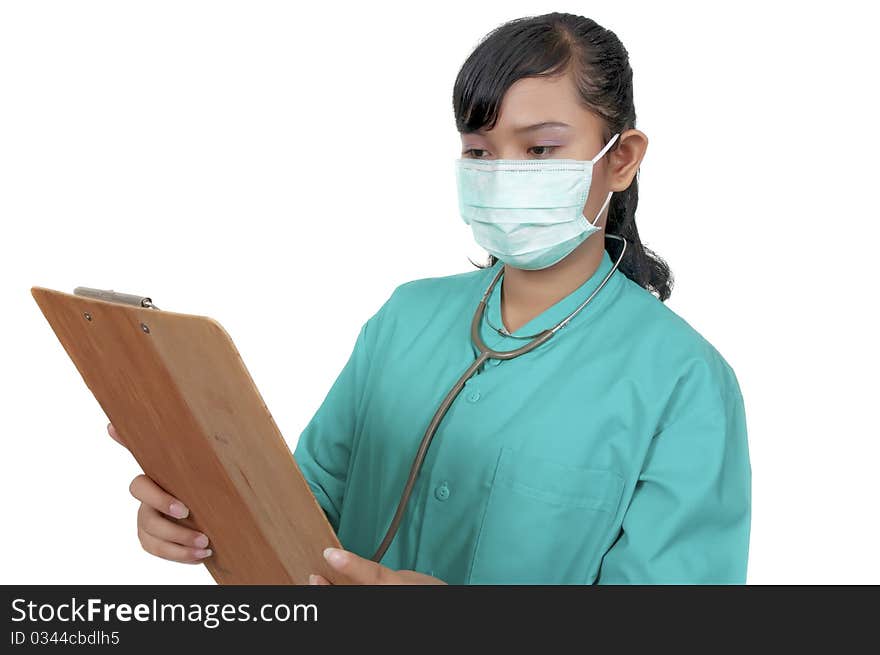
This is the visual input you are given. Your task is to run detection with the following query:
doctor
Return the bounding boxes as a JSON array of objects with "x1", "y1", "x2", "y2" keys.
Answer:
[{"x1": 117, "y1": 12, "x2": 751, "y2": 584}]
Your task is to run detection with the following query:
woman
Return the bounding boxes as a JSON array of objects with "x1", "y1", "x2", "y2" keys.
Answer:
[{"x1": 113, "y1": 12, "x2": 751, "y2": 585}]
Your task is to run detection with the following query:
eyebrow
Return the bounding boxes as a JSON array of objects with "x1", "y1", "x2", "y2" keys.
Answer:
[
  {"x1": 514, "y1": 121, "x2": 572, "y2": 133},
  {"x1": 462, "y1": 121, "x2": 572, "y2": 138}
]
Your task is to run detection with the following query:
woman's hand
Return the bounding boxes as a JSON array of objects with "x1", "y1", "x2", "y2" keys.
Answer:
[
  {"x1": 108, "y1": 422, "x2": 213, "y2": 564},
  {"x1": 309, "y1": 548, "x2": 447, "y2": 585}
]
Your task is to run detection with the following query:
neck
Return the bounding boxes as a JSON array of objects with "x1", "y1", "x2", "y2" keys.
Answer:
[{"x1": 499, "y1": 238, "x2": 604, "y2": 334}]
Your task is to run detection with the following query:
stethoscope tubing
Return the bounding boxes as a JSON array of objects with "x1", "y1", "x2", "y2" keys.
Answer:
[
  {"x1": 369, "y1": 234, "x2": 627, "y2": 562},
  {"x1": 369, "y1": 297, "x2": 554, "y2": 561}
]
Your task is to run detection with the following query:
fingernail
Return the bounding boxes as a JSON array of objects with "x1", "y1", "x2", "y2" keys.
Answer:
[
  {"x1": 308, "y1": 574, "x2": 318, "y2": 585},
  {"x1": 195, "y1": 548, "x2": 212, "y2": 558},
  {"x1": 194, "y1": 534, "x2": 209, "y2": 548},
  {"x1": 169, "y1": 502, "x2": 189, "y2": 518},
  {"x1": 323, "y1": 547, "x2": 346, "y2": 567}
]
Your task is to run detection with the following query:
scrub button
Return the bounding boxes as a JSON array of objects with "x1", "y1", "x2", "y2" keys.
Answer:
[
  {"x1": 434, "y1": 482, "x2": 450, "y2": 501},
  {"x1": 467, "y1": 391, "x2": 481, "y2": 403}
]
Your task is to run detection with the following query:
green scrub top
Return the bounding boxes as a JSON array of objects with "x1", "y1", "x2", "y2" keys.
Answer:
[{"x1": 293, "y1": 248, "x2": 751, "y2": 584}]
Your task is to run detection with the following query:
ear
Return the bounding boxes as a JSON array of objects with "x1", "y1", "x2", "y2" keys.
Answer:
[{"x1": 608, "y1": 129, "x2": 648, "y2": 192}]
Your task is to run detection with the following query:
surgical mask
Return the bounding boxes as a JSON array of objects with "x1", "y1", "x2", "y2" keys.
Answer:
[{"x1": 455, "y1": 133, "x2": 620, "y2": 270}]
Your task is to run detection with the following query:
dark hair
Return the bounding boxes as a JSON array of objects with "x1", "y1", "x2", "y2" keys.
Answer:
[{"x1": 452, "y1": 12, "x2": 673, "y2": 301}]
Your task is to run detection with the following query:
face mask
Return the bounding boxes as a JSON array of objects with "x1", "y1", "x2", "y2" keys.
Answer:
[{"x1": 455, "y1": 133, "x2": 620, "y2": 270}]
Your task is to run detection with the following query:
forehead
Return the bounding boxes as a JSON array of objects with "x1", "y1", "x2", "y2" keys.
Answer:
[
  {"x1": 501, "y1": 74, "x2": 579, "y2": 116},
  {"x1": 469, "y1": 73, "x2": 593, "y2": 136}
]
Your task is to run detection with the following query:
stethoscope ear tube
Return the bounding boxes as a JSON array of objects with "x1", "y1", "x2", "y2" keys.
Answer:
[{"x1": 369, "y1": 235, "x2": 627, "y2": 563}]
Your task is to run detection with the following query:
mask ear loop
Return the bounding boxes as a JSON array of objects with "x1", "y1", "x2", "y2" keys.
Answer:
[
  {"x1": 591, "y1": 132, "x2": 620, "y2": 163},
  {"x1": 586, "y1": 133, "x2": 620, "y2": 228},
  {"x1": 588, "y1": 190, "x2": 614, "y2": 228}
]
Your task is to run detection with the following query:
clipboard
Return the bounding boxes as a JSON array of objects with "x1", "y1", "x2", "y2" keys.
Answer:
[{"x1": 31, "y1": 285, "x2": 355, "y2": 585}]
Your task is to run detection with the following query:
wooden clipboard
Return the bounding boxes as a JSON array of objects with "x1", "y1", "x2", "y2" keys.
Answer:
[{"x1": 31, "y1": 285, "x2": 355, "y2": 585}]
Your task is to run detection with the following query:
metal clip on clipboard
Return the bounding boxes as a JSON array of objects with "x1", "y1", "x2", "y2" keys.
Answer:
[{"x1": 73, "y1": 287, "x2": 160, "y2": 310}]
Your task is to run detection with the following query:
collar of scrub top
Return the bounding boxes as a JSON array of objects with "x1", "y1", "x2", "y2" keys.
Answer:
[{"x1": 482, "y1": 235, "x2": 627, "y2": 343}]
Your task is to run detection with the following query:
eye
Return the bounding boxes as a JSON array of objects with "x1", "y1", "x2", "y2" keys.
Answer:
[
  {"x1": 528, "y1": 145, "x2": 558, "y2": 157},
  {"x1": 463, "y1": 148, "x2": 489, "y2": 158}
]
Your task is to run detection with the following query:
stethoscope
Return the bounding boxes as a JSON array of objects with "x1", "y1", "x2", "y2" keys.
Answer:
[{"x1": 369, "y1": 233, "x2": 629, "y2": 562}]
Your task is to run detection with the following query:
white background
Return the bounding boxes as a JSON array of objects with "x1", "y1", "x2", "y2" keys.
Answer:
[{"x1": 1, "y1": 1, "x2": 877, "y2": 584}]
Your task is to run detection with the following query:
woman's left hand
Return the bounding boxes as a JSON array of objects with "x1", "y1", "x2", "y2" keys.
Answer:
[{"x1": 309, "y1": 547, "x2": 447, "y2": 585}]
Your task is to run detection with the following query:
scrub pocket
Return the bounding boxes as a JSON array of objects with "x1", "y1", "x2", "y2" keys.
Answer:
[{"x1": 467, "y1": 446, "x2": 625, "y2": 585}]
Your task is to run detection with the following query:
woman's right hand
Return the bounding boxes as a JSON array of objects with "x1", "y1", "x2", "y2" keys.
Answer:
[{"x1": 107, "y1": 422, "x2": 213, "y2": 564}]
